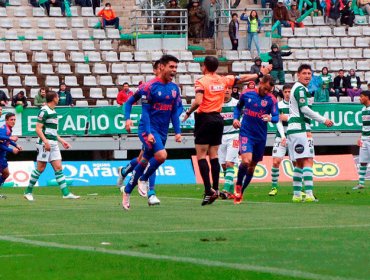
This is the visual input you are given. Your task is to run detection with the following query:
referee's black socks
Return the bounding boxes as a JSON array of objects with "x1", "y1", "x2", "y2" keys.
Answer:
[
  {"x1": 210, "y1": 158, "x2": 220, "y2": 191},
  {"x1": 198, "y1": 159, "x2": 212, "y2": 194}
]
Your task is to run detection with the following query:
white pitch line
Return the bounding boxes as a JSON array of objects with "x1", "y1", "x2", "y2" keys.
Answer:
[
  {"x1": 0, "y1": 235, "x2": 362, "y2": 280},
  {"x1": 0, "y1": 254, "x2": 32, "y2": 258},
  {"x1": 7, "y1": 223, "x2": 370, "y2": 238}
]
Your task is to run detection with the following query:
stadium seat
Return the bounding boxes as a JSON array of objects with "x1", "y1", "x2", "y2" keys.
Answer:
[
  {"x1": 60, "y1": 30, "x2": 73, "y2": 40},
  {"x1": 188, "y1": 63, "x2": 201, "y2": 73},
  {"x1": 307, "y1": 27, "x2": 320, "y2": 37},
  {"x1": 37, "y1": 17, "x2": 50, "y2": 29},
  {"x1": 81, "y1": 7, "x2": 94, "y2": 17},
  {"x1": 76, "y1": 29, "x2": 90, "y2": 39},
  {"x1": 70, "y1": 88, "x2": 84, "y2": 99},
  {"x1": 5, "y1": 30, "x2": 18, "y2": 40},
  {"x1": 93, "y1": 29, "x2": 106, "y2": 40},
  {"x1": 84, "y1": 76, "x2": 98, "y2": 86},
  {"x1": 181, "y1": 99, "x2": 188, "y2": 105},
  {"x1": 0, "y1": 8, "x2": 6, "y2": 17},
  {"x1": 19, "y1": 18, "x2": 32, "y2": 28},
  {"x1": 30, "y1": 41, "x2": 43, "y2": 51},
  {"x1": 66, "y1": 41, "x2": 80, "y2": 51},
  {"x1": 340, "y1": 96, "x2": 351, "y2": 103},
  {"x1": 167, "y1": 51, "x2": 180, "y2": 58},
  {"x1": 87, "y1": 18, "x2": 99, "y2": 28},
  {"x1": 150, "y1": 51, "x2": 163, "y2": 61},
  {"x1": 0, "y1": 53, "x2": 11, "y2": 63},
  {"x1": 65, "y1": 76, "x2": 79, "y2": 87},
  {"x1": 312, "y1": 16, "x2": 325, "y2": 25},
  {"x1": 224, "y1": 50, "x2": 239, "y2": 60},
  {"x1": 25, "y1": 29, "x2": 38, "y2": 40},
  {"x1": 342, "y1": 60, "x2": 356, "y2": 70},
  {"x1": 43, "y1": 30, "x2": 56, "y2": 40},
  {"x1": 348, "y1": 26, "x2": 362, "y2": 36},
  {"x1": 140, "y1": 63, "x2": 154, "y2": 74},
  {"x1": 76, "y1": 100, "x2": 89, "y2": 107},
  {"x1": 93, "y1": 64, "x2": 108, "y2": 74},
  {"x1": 34, "y1": 52, "x2": 49, "y2": 63},
  {"x1": 120, "y1": 52, "x2": 134, "y2": 61},
  {"x1": 355, "y1": 37, "x2": 369, "y2": 47},
  {"x1": 0, "y1": 79, "x2": 5, "y2": 87},
  {"x1": 89, "y1": 88, "x2": 104, "y2": 99},
  {"x1": 134, "y1": 51, "x2": 148, "y2": 61},
  {"x1": 335, "y1": 49, "x2": 348, "y2": 59},
  {"x1": 13, "y1": 89, "x2": 27, "y2": 97},
  {"x1": 104, "y1": 51, "x2": 119, "y2": 62},
  {"x1": 55, "y1": 18, "x2": 68, "y2": 28},
  {"x1": 116, "y1": 75, "x2": 131, "y2": 85},
  {"x1": 281, "y1": 27, "x2": 293, "y2": 37},
  {"x1": 0, "y1": 18, "x2": 13, "y2": 28},
  {"x1": 7, "y1": 76, "x2": 22, "y2": 87},
  {"x1": 50, "y1": 7, "x2": 62, "y2": 17},
  {"x1": 99, "y1": 40, "x2": 113, "y2": 51},
  {"x1": 178, "y1": 75, "x2": 192, "y2": 85},
  {"x1": 145, "y1": 75, "x2": 155, "y2": 82},
  {"x1": 341, "y1": 37, "x2": 355, "y2": 48},
  {"x1": 302, "y1": 16, "x2": 313, "y2": 26},
  {"x1": 349, "y1": 48, "x2": 363, "y2": 59},
  {"x1": 238, "y1": 50, "x2": 252, "y2": 60},
  {"x1": 106, "y1": 29, "x2": 120, "y2": 39},
  {"x1": 24, "y1": 76, "x2": 39, "y2": 87},
  {"x1": 333, "y1": 27, "x2": 346, "y2": 37},
  {"x1": 365, "y1": 72, "x2": 370, "y2": 82},
  {"x1": 294, "y1": 49, "x2": 308, "y2": 60},
  {"x1": 329, "y1": 96, "x2": 337, "y2": 102},
  {"x1": 76, "y1": 63, "x2": 91, "y2": 74},
  {"x1": 111, "y1": 63, "x2": 125, "y2": 74},
  {"x1": 231, "y1": 62, "x2": 244, "y2": 73},
  {"x1": 308, "y1": 49, "x2": 321, "y2": 59},
  {"x1": 82, "y1": 41, "x2": 96, "y2": 51},
  {"x1": 294, "y1": 27, "x2": 307, "y2": 37},
  {"x1": 96, "y1": 100, "x2": 109, "y2": 106},
  {"x1": 314, "y1": 37, "x2": 327, "y2": 48},
  {"x1": 322, "y1": 49, "x2": 334, "y2": 59},
  {"x1": 9, "y1": 41, "x2": 23, "y2": 51},
  {"x1": 86, "y1": 51, "x2": 102, "y2": 62},
  {"x1": 126, "y1": 64, "x2": 140, "y2": 74},
  {"x1": 327, "y1": 37, "x2": 340, "y2": 48},
  {"x1": 71, "y1": 18, "x2": 85, "y2": 28},
  {"x1": 53, "y1": 51, "x2": 67, "y2": 63},
  {"x1": 357, "y1": 60, "x2": 370, "y2": 71},
  {"x1": 177, "y1": 62, "x2": 187, "y2": 73},
  {"x1": 132, "y1": 75, "x2": 145, "y2": 85},
  {"x1": 314, "y1": 60, "x2": 327, "y2": 72},
  {"x1": 285, "y1": 73, "x2": 294, "y2": 83},
  {"x1": 57, "y1": 64, "x2": 72, "y2": 74},
  {"x1": 106, "y1": 88, "x2": 119, "y2": 99},
  {"x1": 329, "y1": 60, "x2": 343, "y2": 71},
  {"x1": 3, "y1": 65, "x2": 17, "y2": 75},
  {"x1": 45, "y1": 76, "x2": 60, "y2": 87},
  {"x1": 69, "y1": 6, "x2": 79, "y2": 17},
  {"x1": 33, "y1": 7, "x2": 46, "y2": 17},
  {"x1": 18, "y1": 64, "x2": 33, "y2": 74},
  {"x1": 319, "y1": 26, "x2": 332, "y2": 36},
  {"x1": 179, "y1": 51, "x2": 194, "y2": 61},
  {"x1": 301, "y1": 38, "x2": 313, "y2": 48},
  {"x1": 30, "y1": 88, "x2": 40, "y2": 98},
  {"x1": 99, "y1": 76, "x2": 114, "y2": 86},
  {"x1": 38, "y1": 63, "x2": 54, "y2": 75},
  {"x1": 183, "y1": 86, "x2": 195, "y2": 97},
  {"x1": 48, "y1": 41, "x2": 62, "y2": 51},
  {"x1": 0, "y1": 41, "x2": 5, "y2": 52},
  {"x1": 363, "y1": 49, "x2": 370, "y2": 58},
  {"x1": 288, "y1": 38, "x2": 301, "y2": 48}
]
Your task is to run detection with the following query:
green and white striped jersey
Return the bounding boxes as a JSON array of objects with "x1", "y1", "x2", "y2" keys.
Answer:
[
  {"x1": 361, "y1": 106, "x2": 370, "y2": 141},
  {"x1": 36, "y1": 105, "x2": 58, "y2": 144},
  {"x1": 275, "y1": 99, "x2": 289, "y2": 138},
  {"x1": 287, "y1": 82, "x2": 312, "y2": 135},
  {"x1": 220, "y1": 97, "x2": 239, "y2": 139}
]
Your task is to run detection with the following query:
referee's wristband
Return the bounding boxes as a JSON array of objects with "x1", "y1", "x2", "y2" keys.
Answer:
[{"x1": 186, "y1": 110, "x2": 191, "y2": 116}]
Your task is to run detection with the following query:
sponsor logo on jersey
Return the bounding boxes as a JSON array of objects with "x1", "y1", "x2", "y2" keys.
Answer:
[
  {"x1": 210, "y1": 85, "x2": 224, "y2": 91},
  {"x1": 295, "y1": 144, "x2": 304, "y2": 154}
]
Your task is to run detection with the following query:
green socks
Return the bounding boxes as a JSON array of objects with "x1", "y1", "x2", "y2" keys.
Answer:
[
  {"x1": 293, "y1": 167, "x2": 303, "y2": 196},
  {"x1": 55, "y1": 170, "x2": 70, "y2": 196},
  {"x1": 271, "y1": 167, "x2": 279, "y2": 188},
  {"x1": 302, "y1": 167, "x2": 314, "y2": 195},
  {"x1": 25, "y1": 169, "x2": 41, "y2": 194},
  {"x1": 358, "y1": 165, "x2": 367, "y2": 185},
  {"x1": 223, "y1": 167, "x2": 235, "y2": 193}
]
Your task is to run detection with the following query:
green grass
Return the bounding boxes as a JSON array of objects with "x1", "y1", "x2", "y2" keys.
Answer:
[{"x1": 0, "y1": 182, "x2": 368, "y2": 280}]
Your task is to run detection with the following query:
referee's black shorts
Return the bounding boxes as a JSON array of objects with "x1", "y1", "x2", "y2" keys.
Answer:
[{"x1": 194, "y1": 112, "x2": 224, "y2": 146}]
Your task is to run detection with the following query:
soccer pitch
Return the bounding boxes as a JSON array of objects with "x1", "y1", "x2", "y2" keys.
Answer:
[{"x1": 0, "y1": 182, "x2": 368, "y2": 280}]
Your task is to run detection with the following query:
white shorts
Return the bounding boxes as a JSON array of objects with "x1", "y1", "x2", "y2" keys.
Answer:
[
  {"x1": 359, "y1": 140, "x2": 370, "y2": 163},
  {"x1": 218, "y1": 136, "x2": 239, "y2": 165},
  {"x1": 36, "y1": 142, "x2": 62, "y2": 162},
  {"x1": 288, "y1": 132, "x2": 315, "y2": 160},
  {"x1": 272, "y1": 137, "x2": 288, "y2": 158}
]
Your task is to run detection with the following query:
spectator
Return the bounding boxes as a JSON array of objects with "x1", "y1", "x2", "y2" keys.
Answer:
[
  {"x1": 320, "y1": 67, "x2": 336, "y2": 96},
  {"x1": 117, "y1": 83, "x2": 134, "y2": 105},
  {"x1": 42, "y1": 0, "x2": 67, "y2": 17},
  {"x1": 346, "y1": 69, "x2": 362, "y2": 101},
  {"x1": 250, "y1": 56, "x2": 262, "y2": 84},
  {"x1": 340, "y1": 0, "x2": 355, "y2": 27},
  {"x1": 188, "y1": 0, "x2": 206, "y2": 43},
  {"x1": 368, "y1": 82, "x2": 370, "y2": 91},
  {"x1": 268, "y1": 43, "x2": 292, "y2": 85},
  {"x1": 325, "y1": 0, "x2": 344, "y2": 26},
  {"x1": 273, "y1": 0, "x2": 293, "y2": 35},
  {"x1": 97, "y1": 3, "x2": 120, "y2": 29},
  {"x1": 242, "y1": 81, "x2": 257, "y2": 94},
  {"x1": 240, "y1": 9, "x2": 262, "y2": 55},
  {"x1": 228, "y1": 13, "x2": 240, "y2": 50},
  {"x1": 12, "y1": 91, "x2": 28, "y2": 108},
  {"x1": 231, "y1": 86, "x2": 240, "y2": 100},
  {"x1": 57, "y1": 83, "x2": 73, "y2": 106},
  {"x1": 308, "y1": 73, "x2": 323, "y2": 96},
  {"x1": 358, "y1": 0, "x2": 370, "y2": 16},
  {"x1": 75, "y1": 0, "x2": 92, "y2": 7},
  {"x1": 333, "y1": 69, "x2": 348, "y2": 101},
  {"x1": 164, "y1": 0, "x2": 181, "y2": 33},
  {"x1": 0, "y1": 89, "x2": 9, "y2": 106},
  {"x1": 313, "y1": 76, "x2": 329, "y2": 102},
  {"x1": 207, "y1": 0, "x2": 220, "y2": 38},
  {"x1": 34, "y1": 88, "x2": 47, "y2": 108},
  {"x1": 289, "y1": 1, "x2": 305, "y2": 29}
]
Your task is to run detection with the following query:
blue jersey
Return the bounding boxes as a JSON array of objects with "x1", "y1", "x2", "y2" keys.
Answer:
[
  {"x1": 0, "y1": 124, "x2": 17, "y2": 159},
  {"x1": 234, "y1": 91, "x2": 279, "y2": 141},
  {"x1": 138, "y1": 78, "x2": 182, "y2": 139}
]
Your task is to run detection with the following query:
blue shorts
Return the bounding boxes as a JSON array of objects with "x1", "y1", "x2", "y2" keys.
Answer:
[
  {"x1": 138, "y1": 131, "x2": 167, "y2": 159},
  {"x1": 239, "y1": 135, "x2": 266, "y2": 163},
  {"x1": 0, "y1": 159, "x2": 8, "y2": 172}
]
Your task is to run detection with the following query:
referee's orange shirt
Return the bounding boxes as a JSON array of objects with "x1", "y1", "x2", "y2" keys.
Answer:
[{"x1": 195, "y1": 74, "x2": 235, "y2": 113}]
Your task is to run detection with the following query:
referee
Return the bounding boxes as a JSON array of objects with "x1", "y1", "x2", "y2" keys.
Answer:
[{"x1": 183, "y1": 56, "x2": 271, "y2": 206}]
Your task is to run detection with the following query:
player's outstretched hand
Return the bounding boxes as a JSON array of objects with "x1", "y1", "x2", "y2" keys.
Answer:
[
  {"x1": 281, "y1": 137, "x2": 287, "y2": 147},
  {"x1": 125, "y1": 119, "x2": 133, "y2": 133},
  {"x1": 261, "y1": 114, "x2": 271, "y2": 122},
  {"x1": 12, "y1": 147, "x2": 19, "y2": 154},
  {"x1": 233, "y1": 119, "x2": 241, "y2": 129},
  {"x1": 147, "y1": 134, "x2": 155, "y2": 143},
  {"x1": 357, "y1": 138, "x2": 363, "y2": 147},
  {"x1": 62, "y1": 141, "x2": 71, "y2": 149},
  {"x1": 16, "y1": 145, "x2": 23, "y2": 151},
  {"x1": 175, "y1": 134, "x2": 182, "y2": 143},
  {"x1": 261, "y1": 65, "x2": 272, "y2": 75},
  {"x1": 44, "y1": 141, "x2": 51, "y2": 151},
  {"x1": 324, "y1": 119, "x2": 334, "y2": 127},
  {"x1": 10, "y1": 136, "x2": 18, "y2": 142}
]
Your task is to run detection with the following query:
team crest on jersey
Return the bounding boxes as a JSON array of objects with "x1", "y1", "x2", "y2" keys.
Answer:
[
  {"x1": 158, "y1": 91, "x2": 162, "y2": 96},
  {"x1": 261, "y1": 100, "x2": 267, "y2": 107},
  {"x1": 248, "y1": 98, "x2": 251, "y2": 103},
  {"x1": 299, "y1": 98, "x2": 305, "y2": 104},
  {"x1": 172, "y1": 90, "x2": 177, "y2": 98}
]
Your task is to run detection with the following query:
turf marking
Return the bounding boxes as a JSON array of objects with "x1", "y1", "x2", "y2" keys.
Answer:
[
  {"x1": 0, "y1": 254, "x2": 32, "y2": 258},
  {"x1": 0, "y1": 235, "x2": 362, "y2": 280}
]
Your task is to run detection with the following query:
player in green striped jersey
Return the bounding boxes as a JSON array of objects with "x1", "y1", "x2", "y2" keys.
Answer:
[
  {"x1": 287, "y1": 64, "x2": 333, "y2": 203},
  {"x1": 269, "y1": 84, "x2": 291, "y2": 196},
  {"x1": 219, "y1": 86, "x2": 239, "y2": 199},
  {"x1": 354, "y1": 90, "x2": 370, "y2": 190},
  {"x1": 24, "y1": 91, "x2": 79, "y2": 201}
]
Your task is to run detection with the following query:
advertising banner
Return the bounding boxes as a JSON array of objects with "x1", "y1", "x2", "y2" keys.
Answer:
[
  {"x1": 192, "y1": 155, "x2": 358, "y2": 183},
  {"x1": 3, "y1": 161, "x2": 35, "y2": 187},
  {"x1": 20, "y1": 104, "x2": 362, "y2": 136}
]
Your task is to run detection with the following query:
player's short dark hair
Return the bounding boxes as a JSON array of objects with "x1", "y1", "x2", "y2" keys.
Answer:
[
  {"x1": 46, "y1": 91, "x2": 57, "y2": 103},
  {"x1": 297, "y1": 64, "x2": 312, "y2": 73},
  {"x1": 283, "y1": 84, "x2": 292, "y2": 91},
  {"x1": 232, "y1": 13, "x2": 238, "y2": 17},
  {"x1": 204, "y1": 56, "x2": 219, "y2": 72},
  {"x1": 123, "y1": 82, "x2": 129, "y2": 86},
  {"x1": 159, "y1": 55, "x2": 179, "y2": 66},
  {"x1": 260, "y1": 75, "x2": 274, "y2": 87},
  {"x1": 153, "y1": 60, "x2": 160, "y2": 70},
  {"x1": 105, "y1": 2, "x2": 111, "y2": 7},
  {"x1": 5, "y1": 113, "x2": 15, "y2": 120},
  {"x1": 338, "y1": 69, "x2": 344, "y2": 72},
  {"x1": 360, "y1": 91, "x2": 370, "y2": 98}
]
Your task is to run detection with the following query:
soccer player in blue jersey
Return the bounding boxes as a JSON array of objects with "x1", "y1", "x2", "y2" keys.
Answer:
[
  {"x1": 117, "y1": 60, "x2": 161, "y2": 197},
  {"x1": 0, "y1": 113, "x2": 22, "y2": 198},
  {"x1": 233, "y1": 75, "x2": 279, "y2": 204},
  {"x1": 120, "y1": 55, "x2": 182, "y2": 210}
]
